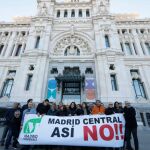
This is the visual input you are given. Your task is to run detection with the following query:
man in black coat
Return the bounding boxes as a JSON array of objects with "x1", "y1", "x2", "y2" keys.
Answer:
[
  {"x1": 36, "y1": 99, "x2": 50, "y2": 115},
  {"x1": 124, "y1": 101, "x2": 139, "y2": 150},
  {"x1": 1, "y1": 103, "x2": 20, "y2": 146},
  {"x1": 4, "y1": 110, "x2": 21, "y2": 149},
  {"x1": 105, "y1": 102, "x2": 115, "y2": 115}
]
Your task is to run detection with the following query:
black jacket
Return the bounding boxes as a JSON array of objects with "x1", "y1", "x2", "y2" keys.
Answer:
[
  {"x1": 114, "y1": 108, "x2": 124, "y2": 113},
  {"x1": 47, "y1": 109, "x2": 58, "y2": 116},
  {"x1": 10, "y1": 117, "x2": 21, "y2": 137},
  {"x1": 36, "y1": 103, "x2": 50, "y2": 115},
  {"x1": 5, "y1": 108, "x2": 17, "y2": 126},
  {"x1": 105, "y1": 108, "x2": 115, "y2": 115},
  {"x1": 21, "y1": 104, "x2": 28, "y2": 113},
  {"x1": 75, "y1": 109, "x2": 84, "y2": 116},
  {"x1": 68, "y1": 108, "x2": 76, "y2": 116},
  {"x1": 56, "y1": 110, "x2": 68, "y2": 116},
  {"x1": 124, "y1": 106, "x2": 137, "y2": 129},
  {"x1": 83, "y1": 108, "x2": 91, "y2": 115}
]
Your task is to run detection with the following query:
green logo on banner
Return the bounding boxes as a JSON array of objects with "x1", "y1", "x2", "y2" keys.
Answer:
[{"x1": 23, "y1": 118, "x2": 42, "y2": 134}]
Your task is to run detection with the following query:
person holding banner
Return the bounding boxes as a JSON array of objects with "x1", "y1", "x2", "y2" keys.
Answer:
[
  {"x1": 36, "y1": 99, "x2": 50, "y2": 115},
  {"x1": 105, "y1": 103, "x2": 119, "y2": 150},
  {"x1": 75, "y1": 104, "x2": 84, "y2": 116},
  {"x1": 114, "y1": 101, "x2": 124, "y2": 114},
  {"x1": 20, "y1": 100, "x2": 36, "y2": 150},
  {"x1": 82, "y1": 102, "x2": 91, "y2": 115},
  {"x1": 47, "y1": 103, "x2": 58, "y2": 116},
  {"x1": 105, "y1": 102, "x2": 115, "y2": 115},
  {"x1": 56, "y1": 105, "x2": 68, "y2": 116},
  {"x1": 68, "y1": 102, "x2": 77, "y2": 116},
  {"x1": 92, "y1": 100, "x2": 105, "y2": 115},
  {"x1": 124, "y1": 102, "x2": 139, "y2": 150},
  {"x1": 114, "y1": 101, "x2": 124, "y2": 149},
  {"x1": 91, "y1": 100, "x2": 105, "y2": 150},
  {"x1": 58, "y1": 101, "x2": 64, "y2": 108},
  {"x1": 21, "y1": 101, "x2": 36, "y2": 126}
]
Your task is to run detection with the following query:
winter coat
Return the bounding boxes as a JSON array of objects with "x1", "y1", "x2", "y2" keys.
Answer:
[
  {"x1": 124, "y1": 106, "x2": 138, "y2": 129},
  {"x1": 9, "y1": 117, "x2": 21, "y2": 137},
  {"x1": 36, "y1": 103, "x2": 50, "y2": 115},
  {"x1": 47, "y1": 109, "x2": 58, "y2": 116},
  {"x1": 92, "y1": 105, "x2": 105, "y2": 115},
  {"x1": 105, "y1": 108, "x2": 115, "y2": 115}
]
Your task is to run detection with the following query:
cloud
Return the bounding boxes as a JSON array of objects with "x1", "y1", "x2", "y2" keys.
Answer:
[{"x1": 111, "y1": 0, "x2": 150, "y2": 18}]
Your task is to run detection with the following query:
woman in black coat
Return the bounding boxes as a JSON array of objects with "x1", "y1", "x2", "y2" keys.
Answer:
[
  {"x1": 68, "y1": 102, "x2": 77, "y2": 116},
  {"x1": 114, "y1": 101, "x2": 124, "y2": 113},
  {"x1": 75, "y1": 104, "x2": 84, "y2": 116}
]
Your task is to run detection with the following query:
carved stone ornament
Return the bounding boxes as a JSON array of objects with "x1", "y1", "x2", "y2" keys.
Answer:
[
  {"x1": 103, "y1": 26, "x2": 110, "y2": 34},
  {"x1": 139, "y1": 34, "x2": 150, "y2": 41},
  {"x1": 38, "y1": 3, "x2": 48, "y2": 16},
  {"x1": 97, "y1": 0, "x2": 109, "y2": 14},
  {"x1": 65, "y1": 45, "x2": 80, "y2": 56},
  {"x1": 34, "y1": 26, "x2": 45, "y2": 35},
  {"x1": 100, "y1": 25, "x2": 112, "y2": 34},
  {"x1": 53, "y1": 36, "x2": 91, "y2": 56},
  {"x1": 0, "y1": 34, "x2": 8, "y2": 43},
  {"x1": 99, "y1": 2, "x2": 107, "y2": 13},
  {"x1": 14, "y1": 34, "x2": 27, "y2": 43}
]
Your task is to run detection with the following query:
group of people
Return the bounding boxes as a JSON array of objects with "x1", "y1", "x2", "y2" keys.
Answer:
[{"x1": 0, "y1": 99, "x2": 139, "y2": 150}]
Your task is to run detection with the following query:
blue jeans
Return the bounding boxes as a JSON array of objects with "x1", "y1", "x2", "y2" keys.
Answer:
[
  {"x1": 5, "y1": 129, "x2": 18, "y2": 148},
  {"x1": 1, "y1": 125, "x2": 9, "y2": 145}
]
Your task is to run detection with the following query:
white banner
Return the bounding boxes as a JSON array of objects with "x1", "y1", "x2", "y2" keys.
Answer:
[{"x1": 18, "y1": 114, "x2": 125, "y2": 148}]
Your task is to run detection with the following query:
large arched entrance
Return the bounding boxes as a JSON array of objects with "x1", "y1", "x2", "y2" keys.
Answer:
[{"x1": 47, "y1": 33, "x2": 96, "y2": 104}]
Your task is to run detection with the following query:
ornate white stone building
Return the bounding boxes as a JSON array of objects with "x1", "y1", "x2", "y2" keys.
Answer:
[{"x1": 0, "y1": 0, "x2": 150, "y2": 118}]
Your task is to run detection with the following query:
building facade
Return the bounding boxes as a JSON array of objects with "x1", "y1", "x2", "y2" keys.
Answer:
[{"x1": 0, "y1": 0, "x2": 150, "y2": 117}]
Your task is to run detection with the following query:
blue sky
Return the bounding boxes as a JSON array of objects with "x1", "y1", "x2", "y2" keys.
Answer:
[{"x1": 0, "y1": 0, "x2": 149, "y2": 21}]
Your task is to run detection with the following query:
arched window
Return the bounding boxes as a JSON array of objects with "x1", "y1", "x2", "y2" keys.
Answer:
[
  {"x1": 131, "y1": 70, "x2": 147, "y2": 99},
  {"x1": 105, "y1": 35, "x2": 110, "y2": 48},
  {"x1": 125, "y1": 42, "x2": 132, "y2": 55},
  {"x1": 25, "y1": 74, "x2": 33, "y2": 91},
  {"x1": 0, "y1": 44, "x2": 4, "y2": 55},
  {"x1": 132, "y1": 79, "x2": 147, "y2": 99},
  {"x1": 110, "y1": 74, "x2": 118, "y2": 91},
  {"x1": 71, "y1": 9, "x2": 75, "y2": 17},
  {"x1": 35, "y1": 36, "x2": 40, "y2": 49},
  {"x1": 86, "y1": 9, "x2": 90, "y2": 17},
  {"x1": 15, "y1": 44, "x2": 22, "y2": 56},
  {"x1": 0, "y1": 79, "x2": 14, "y2": 97},
  {"x1": 64, "y1": 10, "x2": 68, "y2": 17},
  {"x1": 57, "y1": 10, "x2": 60, "y2": 18},
  {"x1": 79, "y1": 9, "x2": 82, "y2": 17},
  {"x1": 145, "y1": 43, "x2": 150, "y2": 55}
]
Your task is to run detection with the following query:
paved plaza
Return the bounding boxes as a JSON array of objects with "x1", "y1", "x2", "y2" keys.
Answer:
[{"x1": 0, "y1": 126, "x2": 149, "y2": 150}]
